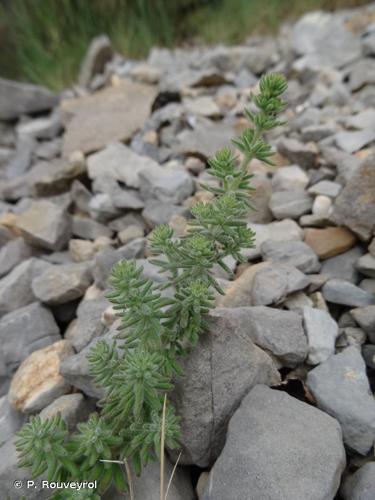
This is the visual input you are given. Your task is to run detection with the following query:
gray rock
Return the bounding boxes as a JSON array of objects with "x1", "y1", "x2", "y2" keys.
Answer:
[
  {"x1": 139, "y1": 167, "x2": 194, "y2": 205},
  {"x1": 232, "y1": 306, "x2": 307, "y2": 366},
  {"x1": 0, "y1": 303, "x2": 60, "y2": 372},
  {"x1": 308, "y1": 180, "x2": 341, "y2": 198},
  {"x1": 269, "y1": 190, "x2": 313, "y2": 220},
  {"x1": 40, "y1": 393, "x2": 94, "y2": 431},
  {"x1": 244, "y1": 219, "x2": 303, "y2": 260},
  {"x1": 62, "y1": 79, "x2": 157, "y2": 156},
  {"x1": 260, "y1": 239, "x2": 320, "y2": 273},
  {"x1": 344, "y1": 109, "x2": 375, "y2": 130},
  {"x1": 78, "y1": 34, "x2": 113, "y2": 88},
  {"x1": 331, "y1": 156, "x2": 375, "y2": 241},
  {"x1": 2, "y1": 200, "x2": 72, "y2": 250},
  {"x1": 72, "y1": 215, "x2": 112, "y2": 240},
  {"x1": 16, "y1": 111, "x2": 62, "y2": 140},
  {"x1": 93, "y1": 241, "x2": 145, "y2": 289},
  {"x1": 0, "y1": 77, "x2": 58, "y2": 121},
  {"x1": 171, "y1": 310, "x2": 280, "y2": 467},
  {"x1": 60, "y1": 334, "x2": 113, "y2": 399},
  {"x1": 0, "y1": 397, "x2": 25, "y2": 447},
  {"x1": 87, "y1": 142, "x2": 159, "y2": 189},
  {"x1": 277, "y1": 137, "x2": 318, "y2": 168},
  {"x1": 360, "y1": 279, "x2": 375, "y2": 295},
  {"x1": 320, "y1": 247, "x2": 364, "y2": 283},
  {"x1": 307, "y1": 346, "x2": 375, "y2": 454},
  {"x1": 66, "y1": 296, "x2": 108, "y2": 351},
  {"x1": 0, "y1": 258, "x2": 49, "y2": 317},
  {"x1": 362, "y1": 344, "x2": 375, "y2": 369},
  {"x1": 0, "y1": 238, "x2": 33, "y2": 278},
  {"x1": 369, "y1": 238, "x2": 375, "y2": 257},
  {"x1": 111, "y1": 186, "x2": 145, "y2": 210},
  {"x1": 175, "y1": 121, "x2": 235, "y2": 159},
  {"x1": 347, "y1": 58, "x2": 375, "y2": 91},
  {"x1": 291, "y1": 10, "x2": 361, "y2": 67},
  {"x1": 341, "y1": 462, "x2": 375, "y2": 500},
  {"x1": 35, "y1": 138, "x2": 62, "y2": 160},
  {"x1": 334, "y1": 129, "x2": 375, "y2": 154},
  {"x1": 142, "y1": 200, "x2": 190, "y2": 228},
  {"x1": 357, "y1": 253, "x2": 375, "y2": 278},
  {"x1": 105, "y1": 456, "x2": 194, "y2": 500},
  {"x1": 88, "y1": 192, "x2": 120, "y2": 221},
  {"x1": 32, "y1": 262, "x2": 92, "y2": 305},
  {"x1": 5, "y1": 134, "x2": 35, "y2": 178},
  {"x1": 322, "y1": 279, "x2": 374, "y2": 307},
  {"x1": 351, "y1": 306, "x2": 375, "y2": 343},
  {"x1": 71, "y1": 180, "x2": 92, "y2": 213},
  {"x1": 0, "y1": 437, "x2": 49, "y2": 499},
  {"x1": 271, "y1": 165, "x2": 309, "y2": 192},
  {"x1": 284, "y1": 291, "x2": 313, "y2": 312},
  {"x1": 203, "y1": 385, "x2": 346, "y2": 500},
  {"x1": 300, "y1": 123, "x2": 336, "y2": 142},
  {"x1": 303, "y1": 306, "x2": 338, "y2": 365},
  {"x1": 251, "y1": 263, "x2": 310, "y2": 306}
]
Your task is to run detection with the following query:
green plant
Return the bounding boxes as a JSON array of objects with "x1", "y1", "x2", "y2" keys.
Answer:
[{"x1": 15, "y1": 73, "x2": 287, "y2": 498}]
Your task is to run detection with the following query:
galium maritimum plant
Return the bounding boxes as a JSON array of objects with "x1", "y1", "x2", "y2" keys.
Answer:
[{"x1": 15, "y1": 73, "x2": 288, "y2": 498}]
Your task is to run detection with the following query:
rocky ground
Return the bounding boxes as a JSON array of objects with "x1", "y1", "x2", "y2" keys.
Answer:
[{"x1": 1, "y1": 3, "x2": 375, "y2": 499}]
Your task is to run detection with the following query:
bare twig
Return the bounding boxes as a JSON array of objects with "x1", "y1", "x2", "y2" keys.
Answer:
[
  {"x1": 165, "y1": 452, "x2": 182, "y2": 500},
  {"x1": 160, "y1": 394, "x2": 167, "y2": 500},
  {"x1": 124, "y1": 457, "x2": 135, "y2": 500}
]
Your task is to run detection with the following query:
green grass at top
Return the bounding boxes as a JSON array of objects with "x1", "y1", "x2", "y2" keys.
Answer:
[{"x1": 0, "y1": 0, "x2": 372, "y2": 90}]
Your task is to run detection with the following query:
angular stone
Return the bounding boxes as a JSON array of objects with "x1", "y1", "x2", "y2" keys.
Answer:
[
  {"x1": 172, "y1": 310, "x2": 280, "y2": 466},
  {"x1": 0, "y1": 77, "x2": 58, "y2": 120},
  {"x1": 9, "y1": 340, "x2": 74, "y2": 413},
  {"x1": 62, "y1": 80, "x2": 157, "y2": 155},
  {"x1": 72, "y1": 215, "x2": 112, "y2": 240},
  {"x1": 260, "y1": 239, "x2": 320, "y2": 273},
  {"x1": 292, "y1": 10, "x2": 361, "y2": 65},
  {"x1": 69, "y1": 239, "x2": 96, "y2": 262},
  {"x1": 203, "y1": 385, "x2": 346, "y2": 500},
  {"x1": 87, "y1": 142, "x2": 160, "y2": 189},
  {"x1": 369, "y1": 238, "x2": 375, "y2": 257},
  {"x1": 251, "y1": 263, "x2": 310, "y2": 306},
  {"x1": 269, "y1": 190, "x2": 313, "y2": 220},
  {"x1": 142, "y1": 200, "x2": 189, "y2": 228},
  {"x1": 32, "y1": 262, "x2": 92, "y2": 305},
  {"x1": 308, "y1": 180, "x2": 341, "y2": 198},
  {"x1": 0, "y1": 436, "x2": 49, "y2": 499},
  {"x1": 307, "y1": 346, "x2": 375, "y2": 455},
  {"x1": 0, "y1": 238, "x2": 33, "y2": 278},
  {"x1": 16, "y1": 111, "x2": 62, "y2": 140},
  {"x1": 139, "y1": 167, "x2": 194, "y2": 205},
  {"x1": 304, "y1": 227, "x2": 356, "y2": 259},
  {"x1": 341, "y1": 462, "x2": 375, "y2": 500},
  {"x1": 323, "y1": 279, "x2": 374, "y2": 307},
  {"x1": 0, "y1": 303, "x2": 60, "y2": 372},
  {"x1": 320, "y1": 247, "x2": 364, "y2": 283},
  {"x1": 277, "y1": 137, "x2": 318, "y2": 168},
  {"x1": 0, "y1": 396, "x2": 25, "y2": 448},
  {"x1": 356, "y1": 253, "x2": 375, "y2": 278},
  {"x1": 360, "y1": 279, "x2": 375, "y2": 295},
  {"x1": 271, "y1": 165, "x2": 309, "y2": 192},
  {"x1": 303, "y1": 306, "x2": 338, "y2": 365},
  {"x1": 0, "y1": 259, "x2": 49, "y2": 317},
  {"x1": 217, "y1": 306, "x2": 307, "y2": 367},
  {"x1": 331, "y1": 156, "x2": 375, "y2": 241},
  {"x1": 0, "y1": 200, "x2": 71, "y2": 251},
  {"x1": 65, "y1": 296, "x2": 108, "y2": 351},
  {"x1": 347, "y1": 58, "x2": 375, "y2": 91},
  {"x1": 183, "y1": 96, "x2": 220, "y2": 117},
  {"x1": 334, "y1": 129, "x2": 375, "y2": 154},
  {"x1": 351, "y1": 306, "x2": 375, "y2": 343},
  {"x1": 40, "y1": 393, "x2": 94, "y2": 431},
  {"x1": 175, "y1": 121, "x2": 236, "y2": 159},
  {"x1": 78, "y1": 34, "x2": 113, "y2": 88},
  {"x1": 244, "y1": 219, "x2": 303, "y2": 260}
]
